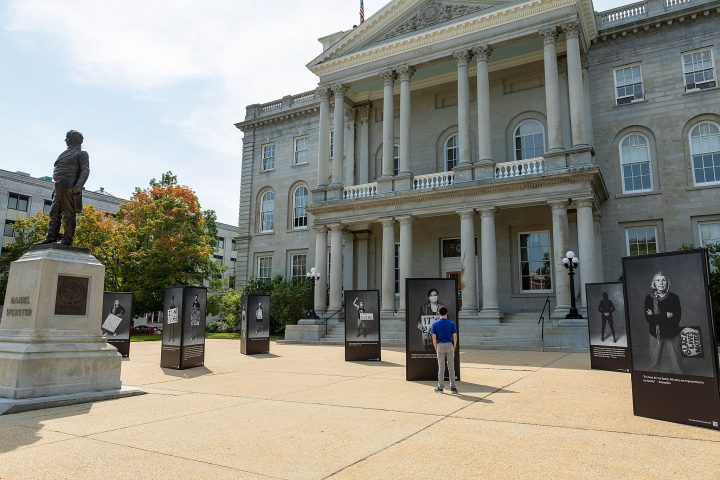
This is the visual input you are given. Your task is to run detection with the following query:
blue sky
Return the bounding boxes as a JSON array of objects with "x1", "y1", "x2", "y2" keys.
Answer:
[{"x1": 0, "y1": 0, "x2": 625, "y2": 225}]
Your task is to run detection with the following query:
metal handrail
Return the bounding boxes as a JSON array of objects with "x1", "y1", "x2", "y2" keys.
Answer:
[
  {"x1": 321, "y1": 306, "x2": 345, "y2": 335},
  {"x1": 537, "y1": 296, "x2": 551, "y2": 340}
]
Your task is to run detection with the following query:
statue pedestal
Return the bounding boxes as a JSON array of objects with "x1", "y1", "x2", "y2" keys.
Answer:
[{"x1": 0, "y1": 245, "x2": 142, "y2": 411}]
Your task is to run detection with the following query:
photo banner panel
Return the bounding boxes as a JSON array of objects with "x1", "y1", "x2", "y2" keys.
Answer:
[
  {"x1": 344, "y1": 290, "x2": 381, "y2": 362},
  {"x1": 241, "y1": 295, "x2": 270, "y2": 355},
  {"x1": 585, "y1": 283, "x2": 631, "y2": 372},
  {"x1": 160, "y1": 286, "x2": 185, "y2": 368},
  {"x1": 623, "y1": 249, "x2": 720, "y2": 430},
  {"x1": 181, "y1": 287, "x2": 206, "y2": 368},
  {"x1": 406, "y1": 278, "x2": 460, "y2": 382},
  {"x1": 101, "y1": 292, "x2": 132, "y2": 357}
]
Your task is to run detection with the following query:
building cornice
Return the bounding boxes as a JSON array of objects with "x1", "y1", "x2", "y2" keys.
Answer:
[{"x1": 235, "y1": 104, "x2": 320, "y2": 132}]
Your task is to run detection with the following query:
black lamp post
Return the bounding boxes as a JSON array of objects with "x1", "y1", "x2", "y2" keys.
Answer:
[
  {"x1": 305, "y1": 267, "x2": 321, "y2": 319},
  {"x1": 563, "y1": 250, "x2": 583, "y2": 319}
]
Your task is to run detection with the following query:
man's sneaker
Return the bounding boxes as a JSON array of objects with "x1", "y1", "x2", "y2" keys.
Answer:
[
  {"x1": 450, "y1": 386, "x2": 458, "y2": 394},
  {"x1": 434, "y1": 385, "x2": 443, "y2": 393}
]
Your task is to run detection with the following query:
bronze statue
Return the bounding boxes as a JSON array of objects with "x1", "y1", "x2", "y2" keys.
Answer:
[{"x1": 39, "y1": 130, "x2": 90, "y2": 246}]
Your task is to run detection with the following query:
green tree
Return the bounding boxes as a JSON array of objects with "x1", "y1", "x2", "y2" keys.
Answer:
[{"x1": 117, "y1": 171, "x2": 222, "y2": 315}]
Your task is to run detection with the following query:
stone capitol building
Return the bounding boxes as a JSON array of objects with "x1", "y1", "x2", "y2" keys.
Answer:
[{"x1": 234, "y1": 0, "x2": 720, "y2": 348}]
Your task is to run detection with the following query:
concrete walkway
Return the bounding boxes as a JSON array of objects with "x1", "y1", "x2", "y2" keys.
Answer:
[{"x1": 0, "y1": 340, "x2": 717, "y2": 479}]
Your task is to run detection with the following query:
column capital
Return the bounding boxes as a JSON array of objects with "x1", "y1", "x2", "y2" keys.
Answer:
[
  {"x1": 328, "y1": 223, "x2": 345, "y2": 232},
  {"x1": 453, "y1": 50, "x2": 473, "y2": 67},
  {"x1": 315, "y1": 87, "x2": 331, "y2": 101},
  {"x1": 314, "y1": 224, "x2": 328, "y2": 234},
  {"x1": 472, "y1": 45, "x2": 492, "y2": 62},
  {"x1": 479, "y1": 207, "x2": 496, "y2": 217},
  {"x1": 557, "y1": 56, "x2": 568, "y2": 71},
  {"x1": 458, "y1": 209, "x2": 476, "y2": 219},
  {"x1": 575, "y1": 198, "x2": 594, "y2": 209},
  {"x1": 397, "y1": 65, "x2": 416, "y2": 82},
  {"x1": 539, "y1": 27, "x2": 558, "y2": 44},
  {"x1": 357, "y1": 103, "x2": 371, "y2": 122},
  {"x1": 548, "y1": 200, "x2": 569, "y2": 210},
  {"x1": 354, "y1": 230, "x2": 371, "y2": 241},
  {"x1": 379, "y1": 218, "x2": 395, "y2": 227},
  {"x1": 380, "y1": 70, "x2": 396, "y2": 85},
  {"x1": 396, "y1": 215, "x2": 414, "y2": 225},
  {"x1": 331, "y1": 83, "x2": 349, "y2": 96},
  {"x1": 562, "y1": 21, "x2": 582, "y2": 40},
  {"x1": 344, "y1": 107, "x2": 357, "y2": 123}
]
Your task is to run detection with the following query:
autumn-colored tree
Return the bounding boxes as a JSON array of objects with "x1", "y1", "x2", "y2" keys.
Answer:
[
  {"x1": 0, "y1": 213, "x2": 50, "y2": 302},
  {"x1": 116, "y1": 172, "x2": 222, "y2": 315}
]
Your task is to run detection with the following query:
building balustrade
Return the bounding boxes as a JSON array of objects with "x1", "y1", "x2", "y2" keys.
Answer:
[
  {"x1": 413, "y1": 171, "x2": 454, "y2": 190},
  {"x1": 596, "y1": 0, "x2": 704, "y2": 27},
  {"x1": 343, "y1": 182, "x2": 378, "y2": 199},
  {"x1": 495, "y1": 158, "x2": 545, "y2": 179}
]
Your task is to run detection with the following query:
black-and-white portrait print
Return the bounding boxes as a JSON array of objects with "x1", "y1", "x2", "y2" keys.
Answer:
[
  {"x1": 623, "y1": 251, "x2": 716, "y2": 377},
  {"x1": 248, "y1": 295, "x2": 270, "y2": 339},
  {"x1": 406, "y1": 279, "x2": 457, "y2": 353},
  {"x1": 101, "y1": 292, "x2": 132, "y2": 340},
  {"x1": 586, "y1": 283, "x2": 627, "y2": 347},
  {"x1": 345, "y1": 290, "x2": 379, "y2": 342}
]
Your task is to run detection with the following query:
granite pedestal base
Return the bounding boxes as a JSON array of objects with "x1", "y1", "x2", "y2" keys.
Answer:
[{"x1": 0, "y1": 245, "x2": 131, "y2": 402}]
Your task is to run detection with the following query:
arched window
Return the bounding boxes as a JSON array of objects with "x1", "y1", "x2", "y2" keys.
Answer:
[
  {"x1": 619, "y1": 133, "x2": 652, "y2": 192},
  {"x1": 259, "y1": 191, "x2": 274, "y2": 233},
  {"x1": 444, "y1": 134, "x2": 458, "y2": 171},
  {"x1": 690, "y1": 122, "x2": 720, "y2": 185},
  {"x1": 514, "y1": 120, "x2": 545, "y2": 160},
  {"x1": 292, "y1": 185, "x2": 308, "y2": 229}
]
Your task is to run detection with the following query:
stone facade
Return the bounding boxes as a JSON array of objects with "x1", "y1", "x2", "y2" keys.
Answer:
[{"x1": 234, "y1": 0, "x2": 720, "y2": 347}]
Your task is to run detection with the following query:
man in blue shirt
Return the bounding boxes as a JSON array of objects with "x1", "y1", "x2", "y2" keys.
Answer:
[{"x1": 431, "y1": 306, "x2": 457, "y2": 393}]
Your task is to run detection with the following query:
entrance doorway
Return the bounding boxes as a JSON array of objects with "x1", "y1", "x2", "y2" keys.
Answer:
[{"x1": 446, "y1": 271, "x2": 462, "y2": 310}]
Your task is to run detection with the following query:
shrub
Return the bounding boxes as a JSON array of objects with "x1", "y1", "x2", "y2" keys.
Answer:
[{"x1": 240, "y1": 275, "x2": 312, "y2": 335}]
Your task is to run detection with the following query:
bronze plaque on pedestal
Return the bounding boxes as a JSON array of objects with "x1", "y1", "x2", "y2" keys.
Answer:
[{"x1": 55, "y1": 275, "x2": 89, "y2": 315}]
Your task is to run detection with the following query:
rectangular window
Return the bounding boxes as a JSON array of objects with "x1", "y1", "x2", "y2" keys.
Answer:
[
  {"x1": 291, "y1": 253, "x2": 307, "y2": 280},
  {"x1": 614, "y1": 64, "x2": 644, "y2": 105},
  {"x1": 519, "y1": 231, "x2": 552, "y2": 292},
  {"x1": 231, "y1": 239, "x2": 237, "y2": 251},
  {"x1": 257, "y1": 256, "x2": 272, "y2": 279},
  {"x1": 43, "y1": 199, "x2": 53, "y2": 214},
  {"x1": 699, "y1": 222, "x2": 720, "y2": 246},
  {"x1": 294, "y1": 136, "x2": 308, "y2": 165},
  {"x1": 4, "y1": 220, "x2": 15, "y2": 237},
  {"x1": 213, "y1": 254, "x2": 224, "y2": 265},
  {"x1": 215, "y1": 237, "x2": 225, "y2": 249},
  {"x1": 682, "y1": 48, "x2": 716, "y2": 91},
  {"x1": 7, "y1": 193, "x2": 29, "y2": 212},
  {"x1": 394, "y1": 243, "x2": 399, "y2": 294},
  {"x1": 261, "y1": 143, "x2": 275, "y2": 171},
  {"x1": 626, "y1": 227, "x2": 658, "y2": 256},
  {"x1": 393, "y1": 145, "x2": 399, "y2": 176}
]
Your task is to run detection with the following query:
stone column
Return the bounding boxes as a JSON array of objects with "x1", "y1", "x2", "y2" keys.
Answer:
[
  {"x1": 314, "y1": 225, "x2": 328, "y2": 313},
  {"x1": 380, "y1": 218, "x2": 396, "y2": 312},
  {"x1": 562, "y1": 21, "x2": 588, "y2": 148},
  {"x1": 540, "y1": 27, "x2": 563, "y2": 152},
  {"x1": 576, "y1": 199, "x2": 597, "y2": 308},
  {"x1": 398, "y1": 66, "x2": 415, "y2": 176},
  {"x1": 328, "y1": 223, "x2": 344, "y2": 311},
  {"x1": 550, "y1": 201, "x2": 570, "y2": 316},
  {"x1": 344, "y1": 107, "x2": 356, "y2": 186},
  {"x1": 357, "y1": 105, "x2": 371, "y2": 184},
  {"x1": 381, "y1": 70, "x2": 396, "y2": 178},
  {"x1": 479, "y1": 208, "x2": 501, "y2": 319},
  {"x1": 397, "y1": 215, "x2": 413, "y2": 312},
  {"x1": 455, "y1": 51, "x2": 473, "y2": 167},
  {"x1": 594, "y1": 212, "x2": 603, "y2": 283},
  {"x1": 355, "y1": 230, "x2": 370, "y2": 290},
  {"x1": 343, "y1": 232, "x2": 354, "y2": 292},
  {"x1": 330, "y1": 84, "x2": 348, "y2": 187},
  {"x1": 316, "y1": 88, "x2": 331, "y2": 187},
  {"x1": 473, "y1": 45, "x2": 493, "y2": 164},
  {"x1": 459, "y1": 210, "x2": 478, "y2": 316}
]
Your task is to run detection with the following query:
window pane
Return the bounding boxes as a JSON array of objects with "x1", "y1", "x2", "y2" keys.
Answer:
[
  {"x1": 515, "y1": 121, "x2": 545, "y2": 160},
  {"x1": 627, "y1": 227, "x2": 658, "y2": 256},
  {"x1": 519, "y1": 232, "x2": 551, "y2": 291},
  {"x1": 3, "y1": 220, "x2": 15, "y2": 237}
]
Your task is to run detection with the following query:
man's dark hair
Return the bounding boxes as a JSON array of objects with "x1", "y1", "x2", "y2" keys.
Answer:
[
  {"x1": 66, "y1": 130, "x2": 84, "y2": 146},
  {"x1": 438, "y1": 306, "x2": 448, "y2": 316}
]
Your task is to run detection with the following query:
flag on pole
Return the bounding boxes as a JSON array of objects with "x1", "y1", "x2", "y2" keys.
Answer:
[{"x1": 360, "y1": 0, "x2": 365, "y2": 23}]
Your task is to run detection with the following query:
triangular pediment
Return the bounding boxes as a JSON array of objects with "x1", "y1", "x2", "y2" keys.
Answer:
[{"x1": 308, "y1": 0, "x2": 521, "y2": 70}]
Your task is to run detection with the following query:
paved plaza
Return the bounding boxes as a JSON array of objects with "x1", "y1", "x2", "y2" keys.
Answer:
[{"x1": 0, "y1": 339, "x2": 718, "y2": 479}]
